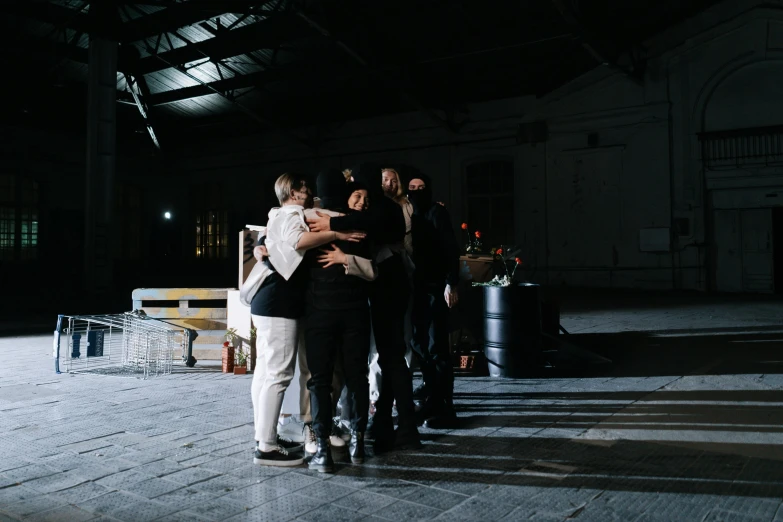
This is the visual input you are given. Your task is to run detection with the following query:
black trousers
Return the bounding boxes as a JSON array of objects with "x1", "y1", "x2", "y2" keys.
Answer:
[
  {"x1": 411, "y1": 282, "x2": 454, "y2": 403},
  {"x1": 371, "y1": 255, "x2": 416, "y2": 425},
  {"x1": 305, "y1": 304, "x2": 371, "y2": 438}
]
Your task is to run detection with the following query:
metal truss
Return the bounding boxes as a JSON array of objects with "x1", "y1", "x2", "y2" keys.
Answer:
[
  {"x1": 124, "y1": 72, "x2": 162, "y2": 150},
  {"x1": 549, "y1": 0, "x2": 646, "y2": 84}
]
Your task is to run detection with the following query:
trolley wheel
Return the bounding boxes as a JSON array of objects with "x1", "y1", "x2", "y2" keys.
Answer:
[{"x1": 185, "y1": 356, "x2": 197, "y2": 368}]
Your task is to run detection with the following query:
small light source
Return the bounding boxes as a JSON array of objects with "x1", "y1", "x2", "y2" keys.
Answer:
[{"x1": 164, "y1": 211, "x2": 172, "y2": 220}]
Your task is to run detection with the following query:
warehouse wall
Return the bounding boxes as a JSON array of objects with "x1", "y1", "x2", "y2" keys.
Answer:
[
  {"x1": 5, "y1": 0, "x2": 783, "y2": 307},
  {"x1": 168, "y1": 0, "x2": 783, "y2": 293}
]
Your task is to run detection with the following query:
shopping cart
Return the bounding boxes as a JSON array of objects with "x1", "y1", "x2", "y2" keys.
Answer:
[{"x1": 53, "y1": 311, "x2": 197, "y2": 379}]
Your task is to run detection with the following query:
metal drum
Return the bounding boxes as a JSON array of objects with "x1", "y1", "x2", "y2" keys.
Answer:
[{"x1": 483, "y1": 283, "x2": 542, "y2": 378}]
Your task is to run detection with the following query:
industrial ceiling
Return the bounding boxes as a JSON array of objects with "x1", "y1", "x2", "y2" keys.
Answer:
[{"x1": 0, "y1": 0, "x2": 719, "y2": 151}]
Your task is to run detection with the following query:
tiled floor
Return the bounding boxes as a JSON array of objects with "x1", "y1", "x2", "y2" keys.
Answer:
[{"x1": 1, "y1": 292, "x2": 783, "y2": 521}]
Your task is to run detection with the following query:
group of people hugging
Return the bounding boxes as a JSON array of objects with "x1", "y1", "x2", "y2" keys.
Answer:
[{"x1": 247, "y1": 163, "x2": 460, "y2": 472}]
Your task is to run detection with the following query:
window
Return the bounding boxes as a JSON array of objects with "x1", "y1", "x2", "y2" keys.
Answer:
[
  {"x1": 465, "y1": 160, "x2": 515, "y2": 246},
  {"x1": 0, "y1": 175, "x2": 38, "y2": 261},
  {"x1": 0, "y1": 208, "x2": 14, "y2": 261},
  {"x1": 196, "y1": 210, "x2": 229, "y2": 259}
]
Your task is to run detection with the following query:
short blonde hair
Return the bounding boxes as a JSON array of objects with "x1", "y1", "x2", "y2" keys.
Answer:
[
  {"x1": 274, "y1": 173, "x2": 308, "y2": 205},
  {"x1": 381, "y1": 168, "x2": 404, "y2": 199}
]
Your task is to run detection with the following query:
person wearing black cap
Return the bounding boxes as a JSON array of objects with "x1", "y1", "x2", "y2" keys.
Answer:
[
  {"x1": 304, "y1": 169, "x2": 377, "y2": 472},
  {"x1": 406, "y1": 172, "x2": 461, "y2": 429},
  {"x1": 307, "y1": 162, "x2": 421, "y2": 451}
]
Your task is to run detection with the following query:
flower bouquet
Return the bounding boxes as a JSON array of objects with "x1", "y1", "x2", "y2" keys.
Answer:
[
  {"x1": 461, "y1": 223, "x2": 484, "y2": 254},
  {"x1": 472, "y1": 245, "x2": 523, "y2": 287}
]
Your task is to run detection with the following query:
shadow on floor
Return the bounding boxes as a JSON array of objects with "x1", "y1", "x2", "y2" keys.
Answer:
[
  {"x1": 545, "y1": 325, "x2": 783, "y2": 378},
  {"x1": 336, "y1": 427, "x2": 783, "y2": 500}
]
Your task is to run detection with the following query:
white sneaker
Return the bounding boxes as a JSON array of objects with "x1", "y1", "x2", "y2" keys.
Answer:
[
  {"x1": 330, "y1": 435, "x2": 346, "y2": 448},
  {"x1": 303, "y1": 423, "x2": 317, "y2": 455}
]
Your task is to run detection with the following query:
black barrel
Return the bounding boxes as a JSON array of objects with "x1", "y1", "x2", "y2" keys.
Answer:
[{"x1": 483, "y1": 283, "x2": 542, "y2": 378}]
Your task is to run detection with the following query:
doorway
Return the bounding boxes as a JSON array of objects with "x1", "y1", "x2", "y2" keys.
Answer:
[
  {"x1": 774, "y1": 207, "x2": 783, "y2": 294},
  {"x1": 713, "y1": 208, "x2": 774, "y2": 293}
]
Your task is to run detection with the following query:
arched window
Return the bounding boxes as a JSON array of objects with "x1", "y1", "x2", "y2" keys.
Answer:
[{"x1": 465, "y1": 159, "x2": 514, "y2": 247}]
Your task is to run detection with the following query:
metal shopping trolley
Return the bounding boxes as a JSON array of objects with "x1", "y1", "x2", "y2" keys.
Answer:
[{"x1": 53, "y1": 311, "x2": 196, "y2": 379}]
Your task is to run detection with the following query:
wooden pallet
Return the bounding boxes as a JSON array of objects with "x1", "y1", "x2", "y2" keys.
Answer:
[{"x1": 132, "y1": 288, "x2": 233, "y2": 361}]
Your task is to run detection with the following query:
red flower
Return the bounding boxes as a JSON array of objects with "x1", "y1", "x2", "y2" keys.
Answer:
[
  {"x1": 515, "y1": 257, "x2": 522, "y2": 265},
  {"x1": 496, "y1": 248, "x2": 503, "y2": 255},
  {"x1": 475, "y1": 231, "x2": 481, "y2": 239},
  {"x1": 461, "y1": 223, "x2": 468, "y2": 230},
  {"x1": 223, "y1": 341, "x2": 230, "y2": 347}
]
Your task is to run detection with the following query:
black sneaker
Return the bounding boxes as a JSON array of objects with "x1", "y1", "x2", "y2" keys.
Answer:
[
  {"x1": 277, "y1": 435, "x2": 303, "y2": 451},
  {"x1": 254, "y1": 446, "x2": 304, "y2": 467},
  {"x1": 423, "y1": 407, "x2": 458, "y2": 430}
]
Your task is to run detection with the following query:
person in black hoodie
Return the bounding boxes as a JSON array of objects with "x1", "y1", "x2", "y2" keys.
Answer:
[
  {"x1": 307, "y1": 163, "x2": 421, "y2": 451},
  {"x1": 406, "y1": 172, "x2": 461, "y2": 429},
  {"x1": 304, "y1": 169, "x2": 376, "y2": 473}
]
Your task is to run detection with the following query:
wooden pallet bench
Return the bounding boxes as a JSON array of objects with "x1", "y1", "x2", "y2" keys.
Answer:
[{"x1": 131, "y1": 288, "x2": 233, "y2": 361}]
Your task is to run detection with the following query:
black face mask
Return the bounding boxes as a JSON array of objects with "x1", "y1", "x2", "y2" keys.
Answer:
[{"x1": 408, "y1": 187, "x2": 433, "y2": 214}]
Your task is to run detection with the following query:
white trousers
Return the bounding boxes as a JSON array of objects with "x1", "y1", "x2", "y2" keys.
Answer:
[{"x1": 250, "y1": 315, "x2": 310, "y2": 451}]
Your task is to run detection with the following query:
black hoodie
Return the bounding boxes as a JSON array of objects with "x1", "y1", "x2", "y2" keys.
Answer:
[
  {"x1": 327, "y1": 162, "x2": 406, "y2": 248},
  {"x1": 405, "y1": 172, "x2": 461, "y2": 289}
]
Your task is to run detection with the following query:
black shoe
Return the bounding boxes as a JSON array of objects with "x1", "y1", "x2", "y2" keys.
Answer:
[
  {"x1": 423, "y1": 407, "x2": 458, "y2": 430},
  {"x1": 253, "y1": 446, "x2": 304, "y2": 467},
  {"x1": 412, "y1": 382, "x2": 430, "y2": 401},
  {"x1": 394, "y1": 423, "x2": 423, "y2": 451},
  {"x1": 368, "y1": 414, "x2": 396, "y2": 455},
  {"x1": 349, "y1": 430, "x2": 365, "y2": 464},
  {"x1": 276, "y1": 435, "x2": 303, "y2": 451},
  {"x1": 366, "y1": 414, "x2": 393, "y2": 441},
  {"x1": 415, "y1": 396, "x2": 443, "y2": 427},
  {"x1": 308, "y1": 438, "x2": 334, "y2": 473}
]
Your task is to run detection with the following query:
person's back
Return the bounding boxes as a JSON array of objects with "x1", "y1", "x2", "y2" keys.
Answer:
[
  {"x1": 411, "y1": 203, "x2": 459, "y2": 288},
  {"x1": 304, "y1": 209, "x2": 373, "y2": 310},
  {"x1": 251, "y1": 206, "x2": 309, "y2": 320}
]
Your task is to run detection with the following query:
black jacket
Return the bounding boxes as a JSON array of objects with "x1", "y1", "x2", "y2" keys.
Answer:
[
  {"x1": 305, "y1": 216, "x2": 373, "y2": 310},
  {"x1": 411, "y1": 202, "x2": 460, "y2": 289}
]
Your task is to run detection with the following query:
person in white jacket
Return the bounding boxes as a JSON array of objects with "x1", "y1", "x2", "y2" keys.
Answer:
[{"x1": 249, "y1": 173, "x2": 369, "y2": 466}]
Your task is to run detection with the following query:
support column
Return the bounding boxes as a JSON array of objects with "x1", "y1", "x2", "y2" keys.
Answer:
[{"x1": 85, "y1": 34, "x2": 117, "y2": 294}]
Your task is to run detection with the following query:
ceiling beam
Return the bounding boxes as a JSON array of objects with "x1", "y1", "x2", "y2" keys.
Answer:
[
  {"x1": 120, "y1": 0, "x2": 278, "y2": 13},
  {"x1": 549, "y1": 0, "x2": 643, "y2": 83},
  {"x1": 129, "y1": 14, "x2": 304, "y2": 75},
  {"x1": 6, "y1": 1, "x2": 121, "y2": 41},
  {"x1": 125, "y1": 73, "x2": 162, "y2": 151},
  {"x1": 121, "y1": 1, "x2": 279, "y2": 43},
  {"x1": 117, "y1": 31, "x2": 564, "y2": 107}
]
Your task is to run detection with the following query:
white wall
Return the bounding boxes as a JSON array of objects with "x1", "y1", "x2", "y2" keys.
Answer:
[{"x1": 172, "y1": 0, "x2": 783, "y2": 292}]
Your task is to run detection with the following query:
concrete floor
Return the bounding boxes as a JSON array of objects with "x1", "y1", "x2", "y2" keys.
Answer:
[{"x1": 1, "y1": 292, "x2": 783, "y2": 521}]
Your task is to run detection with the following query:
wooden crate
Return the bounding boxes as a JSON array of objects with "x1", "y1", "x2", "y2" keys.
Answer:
[{"x1": 132, "y1": 288, "x2": 233, "y2": 361}]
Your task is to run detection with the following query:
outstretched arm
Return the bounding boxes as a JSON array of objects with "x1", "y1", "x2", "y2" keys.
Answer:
[
  {"x1": 296, "y1": 230, "x2": 365, "y2": 251},
  {"x1": 317, "y1": 244, "x2": 377, "y2": 281}
]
